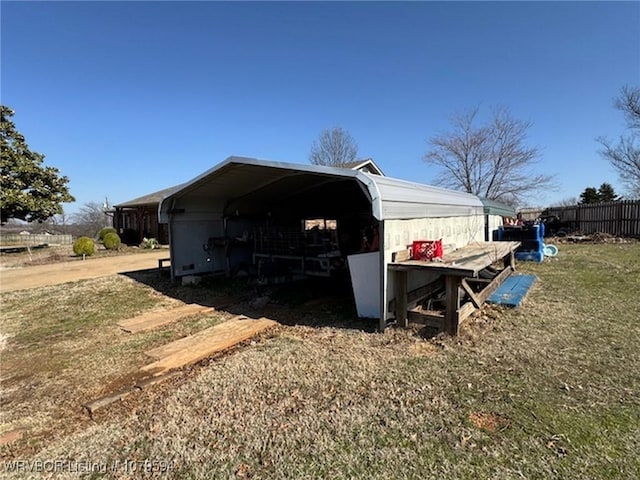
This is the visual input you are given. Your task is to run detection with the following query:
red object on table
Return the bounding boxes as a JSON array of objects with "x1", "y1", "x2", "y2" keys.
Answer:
[{"x1": 411, "y1": 240, "x2": 443, "y2": 260}]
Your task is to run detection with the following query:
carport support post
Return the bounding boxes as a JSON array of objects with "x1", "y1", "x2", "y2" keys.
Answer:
[{"x1": 378, "y1": 220, "x2": 387, "y2": 332}]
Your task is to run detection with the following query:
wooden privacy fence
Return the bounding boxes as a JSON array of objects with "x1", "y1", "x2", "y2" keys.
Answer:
[
  {"x1": 544, "y1": 200, "x2": 640, "y2": 237},
  {"x1": 0, "y1": 233, "x2": 73, "y2": 246}
]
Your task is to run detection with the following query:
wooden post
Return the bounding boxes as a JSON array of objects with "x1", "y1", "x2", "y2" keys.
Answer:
[
  {"x1": 136, "y1": 206, "x2": 146, "y2": 244},
  {"x1": 503, "y1": 248, "x2": 515, "y2": 270},
  {"x1": 394, "y1": 270, "x2": 408, "y2": 328},
  {"x1": 445, "y1": 275, "x2": 460, "y2": 335}
]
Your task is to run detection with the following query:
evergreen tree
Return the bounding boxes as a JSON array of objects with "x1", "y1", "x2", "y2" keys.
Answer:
[
  {"x1": 579, "y1": 187, "x2": 600, "y2": 204},
  {"x1": 597, "y1": 182, "x2": 620, "y2": 202},
  {"x1": 0, "y1": 105, "x2": 74, "y2": 223}
]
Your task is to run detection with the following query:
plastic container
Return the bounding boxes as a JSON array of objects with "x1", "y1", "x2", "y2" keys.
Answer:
[{"x1": 411, "y1": 240, "x2": 443, "y2": 261}]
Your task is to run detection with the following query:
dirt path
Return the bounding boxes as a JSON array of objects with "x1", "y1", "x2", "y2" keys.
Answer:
[{"x1": 0, "y1": 250, "x2": 169, "y2": 293}]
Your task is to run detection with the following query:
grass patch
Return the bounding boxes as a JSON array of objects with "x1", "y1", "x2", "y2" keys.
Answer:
[
  {"x1": 0, "y1": 276, "x2": 223, "y2": 451},
  {"x1": 0, "y1": 244, "x2": 639, "y2": 479}
]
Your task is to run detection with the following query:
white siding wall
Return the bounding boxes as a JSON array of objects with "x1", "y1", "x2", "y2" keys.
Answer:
[
  {"x1": 169, "y1": 198, "x2": 225, "y2": 276},
  {"x1": 381, "y1": 215, "x2": 486, "y2": 324},
  {"x1": 487, "y1": 214, "x2": 504, "y2": 241}
]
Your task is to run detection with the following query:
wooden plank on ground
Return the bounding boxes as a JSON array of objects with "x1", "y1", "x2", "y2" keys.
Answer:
[
  {"x1": 118, "y1": 304, "x2": 214, "y2": 333},
  {"x1": 83, "y1": 388, "x2": 136, "y2": 415},
  {"x1": 140, "y1": 317, "x2": 278, "y2": 376},
  {"x1": 145, "y1": 315, "x2": 247, "y2": 359}
]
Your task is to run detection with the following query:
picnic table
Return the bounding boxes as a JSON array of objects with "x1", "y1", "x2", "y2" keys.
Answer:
[{"x1": 388, "y1": 241, "x2": 521, "y2": 335}]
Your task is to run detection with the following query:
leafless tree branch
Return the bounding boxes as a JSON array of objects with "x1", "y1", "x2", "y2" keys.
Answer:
[
  {"x1": 309, "y1": 127, "x2": 358, "y2": 167},
  {"x1": 599, "y1": 85, "x2": 640, "y2": 197},
  {"x1": 423, "y1": 106, "x2": 553, "y2": 206}
]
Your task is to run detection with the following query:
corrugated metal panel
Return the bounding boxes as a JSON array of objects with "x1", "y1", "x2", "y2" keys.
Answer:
[
  {"x1": 159, "y1": 157, "x2": 361, "y2": 222},
  {"x1": 160, "y1": 157, "x2": 485, "y2": 222},
  {"x1": 160, "y1": 157, "x2": 492, "y2": 222},
  {"x1": 362, "y1": 173, "x2": 484, "y2": 220},
  {"x1": 479, "y1": 197, "x2": 516, "y2": 218}
]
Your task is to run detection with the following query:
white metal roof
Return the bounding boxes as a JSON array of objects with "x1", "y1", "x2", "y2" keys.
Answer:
[
  {"x1": 159, "y1": 156, "x2": 484, "y2": 222},
  {"x1": 365, "y1": 173, "x2": 484, "y2": 219}
]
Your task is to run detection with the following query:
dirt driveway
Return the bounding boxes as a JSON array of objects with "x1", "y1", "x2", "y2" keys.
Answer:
[{"x1": 0, "y1": 250, "x2": 169, "y2": 293}]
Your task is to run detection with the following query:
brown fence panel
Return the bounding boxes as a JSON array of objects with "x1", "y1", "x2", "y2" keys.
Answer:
[{"x1": 527, "y1": 200, "x2": 640, "y2": 238}]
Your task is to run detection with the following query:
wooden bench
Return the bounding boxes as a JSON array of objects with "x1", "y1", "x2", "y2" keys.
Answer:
[{"x1": 389, "y1": 241, "x2": 520, "y2": 335}]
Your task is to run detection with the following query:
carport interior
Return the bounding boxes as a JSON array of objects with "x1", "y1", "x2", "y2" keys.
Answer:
[{"x1": 170, "y1": 165, "x2": 379, "y2": 282}]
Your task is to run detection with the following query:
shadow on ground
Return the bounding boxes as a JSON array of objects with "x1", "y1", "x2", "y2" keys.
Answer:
[{"x1": 121, "y1": 269, "x2": 378, "y2": 333}]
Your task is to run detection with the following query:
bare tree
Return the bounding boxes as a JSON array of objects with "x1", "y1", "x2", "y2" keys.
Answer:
[
  {"x1": 598, "y1": 85, "x2": 640, "y2": 197},
  {"x1": 42, "y1": 212, "x2": 71, "y2": 234},
  {"x1": 309, "y1": 127, "x2": 358, "y2": 167},
  {"x1": 423, "y1": 107, "x2": 553, "y2": 206},
  {"x1": 72, "y1": 201, "x2": 111, "y2": 237},
  {"x1": 616, "y1": 85, "x2": 640, "y2": 130}
]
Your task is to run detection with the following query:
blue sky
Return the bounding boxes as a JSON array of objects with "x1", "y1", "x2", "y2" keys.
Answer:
[{"x1": 2, "y1": 1, "x2": 639, "y2": 214}]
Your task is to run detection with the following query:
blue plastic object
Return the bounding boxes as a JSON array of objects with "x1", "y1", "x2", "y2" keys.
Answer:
[
  {"x1": 498, "y1": 225, "x2": 545, "y2": 262},
  {"x1": 487, "y1": 274, "x2": 538, "y2": 308}
]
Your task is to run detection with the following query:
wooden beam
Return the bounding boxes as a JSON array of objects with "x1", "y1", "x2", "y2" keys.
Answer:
[
  {"x1": 394, "y1": 270, "x2": 408, "y2": 328},
  {"x1": 407, "y1": 309, "x2": 444, "y2": 329},
  {"x1": 504, "y1": 249, "x2": 516, "y2": 270},
  {"x1": 466, "y1": 277, "x2": 492, "y2": 285},
  {"x1": 392, "y1": 249, "x2": 410, "y2": 263},
  {"x1": 444, "y1": 275, "x2": 461, "y2": 335},
  {"x1": 457, "y1": 301, "x2": 476, "y2": 323},
  {"x1": 83, "y1": 388, "x2": 136, "y2": 415},
  {"x1": 118, "y1": 304, "x2": 212, "y2": 334},
  {"x1": 141, "y1": 317, "x2": 278, "y2": 376},
  {"x1": 460, "y1": 278, "x2": 483, "y2": 309},
  {"x1": 388, "y1": 278, "x2": 443, "y2": 311},
  {"x1": 477, "y1": 266, "x2": 514, "y2": 305}
]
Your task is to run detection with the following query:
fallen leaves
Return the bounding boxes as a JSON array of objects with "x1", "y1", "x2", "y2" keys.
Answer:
[{"x1": 468, "y1": 411, "x2": 510, "y2": 433}]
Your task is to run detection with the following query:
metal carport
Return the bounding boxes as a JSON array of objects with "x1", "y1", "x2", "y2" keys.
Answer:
[{"x1": 159, "y1": 156, "x2": 494, "y2": 330}]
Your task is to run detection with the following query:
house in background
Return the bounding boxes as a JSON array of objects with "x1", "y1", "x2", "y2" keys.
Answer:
[
  {"x1": 341, "y1": 158, "x2": 385, "y2": 176},
  {"x1": 112, "y1": 159, "x2": 384, "y2": 245},
  {"x1": 112, "y1": 185, "x2": 182, "y2": 245}
]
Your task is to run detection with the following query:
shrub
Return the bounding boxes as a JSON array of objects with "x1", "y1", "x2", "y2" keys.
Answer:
[
  {"x1": 103, "y1": 232, "x2": 121, "y2": 250},
  {"x1": 98, "y1": 227, "x2": 117, "y2": 241},
  {"x1": 140, "y1": 237, "x2": 160, "y2": 249},
  {"x1": 73, "y1": 237, "x2": 95, "y2": 257}
]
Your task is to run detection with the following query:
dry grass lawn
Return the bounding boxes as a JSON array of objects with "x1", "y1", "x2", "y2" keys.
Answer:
[{"x1": 1, "y1": 243, "x2": 639, "y2": 479}]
